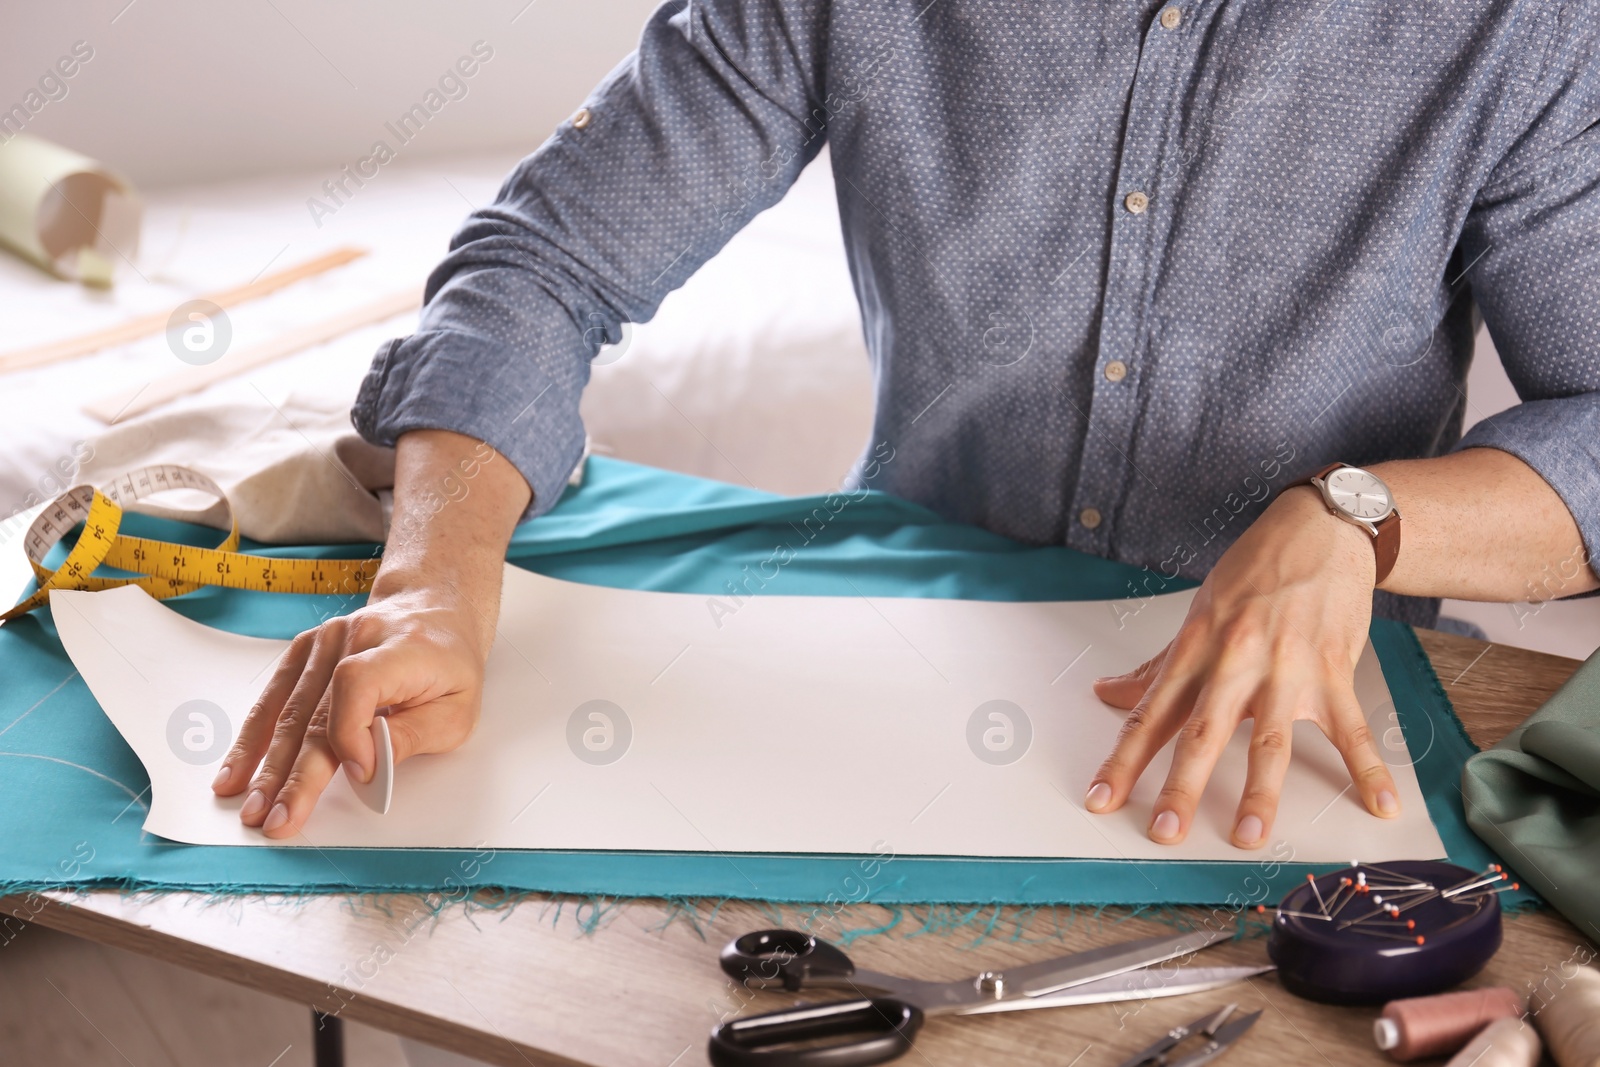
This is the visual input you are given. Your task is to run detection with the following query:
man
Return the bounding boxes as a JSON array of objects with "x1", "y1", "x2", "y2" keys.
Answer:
[{"x1": 212, "y1": 0, "x2": 1600, "y2": 848}]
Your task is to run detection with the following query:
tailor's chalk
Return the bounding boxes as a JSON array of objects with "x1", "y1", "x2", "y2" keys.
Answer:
[{"x1": 347, "y1": 714, "x2": 394, "y2": 815}]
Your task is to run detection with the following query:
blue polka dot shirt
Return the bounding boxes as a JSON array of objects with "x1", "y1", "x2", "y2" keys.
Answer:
[{"x1": 354, "y1": 0, "x2": 1600, "y2": 626}]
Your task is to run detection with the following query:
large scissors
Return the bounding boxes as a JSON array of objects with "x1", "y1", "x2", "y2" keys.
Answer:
[{"x1": 709, "y1": 926, "x2": 1272, "y2": 1066}]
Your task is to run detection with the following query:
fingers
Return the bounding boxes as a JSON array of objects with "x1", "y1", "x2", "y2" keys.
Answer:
[
  {"x1": 1092, "y1": 644, "x2": 1169, "y2": 710},
  {"x1": 1325, "y1": 682, "x2": 1401, "y2": 818},
  {"x1": 324, "y1": 650, "x2": 386, "y2": 785},
  {"x1": 1146, "y1": 667, "x2": 1259, "y2": 844},
  {"x1": 383, "y1": 704, "x2": 471, "y2": 763},
  {"x1": 213, "y1": 635, "x2": 313, "y2": 796},
  {"x1": 259, "y1": 702, "x2": 341, "y2": 840},
  {"x1": 326, "y1": 644, "x2": 475, "y2": 780},
  {"x1": 1085, "y1": 645, "x2": 1202, "y2": 815},
  {"x1": 1229, "y1": 680, "x2": 1302, "y2": 849},
  {"x1": 240, "y1": 626, "x2": 346, "y2": 827}
]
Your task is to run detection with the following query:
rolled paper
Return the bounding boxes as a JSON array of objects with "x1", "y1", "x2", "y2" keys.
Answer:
[{"x1": 0, "y1": 132, "x2": 140, "y2": 285}]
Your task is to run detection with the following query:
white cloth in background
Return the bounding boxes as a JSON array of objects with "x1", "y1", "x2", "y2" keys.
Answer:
[{"x1": 1, "y1": 151, "x2": 873, "y2": 545}]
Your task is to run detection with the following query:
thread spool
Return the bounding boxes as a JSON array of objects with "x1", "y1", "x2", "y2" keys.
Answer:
[
  {"x1": 1530, "y1": 964, "x2": 1600, "y2": 1067},
  {"x1": 1373, "y1": 987, "x2": 1525, "y2": 1061},
  {"x1": 1443, "y1": 1018, "x2": 1541, "y2": 1067}
]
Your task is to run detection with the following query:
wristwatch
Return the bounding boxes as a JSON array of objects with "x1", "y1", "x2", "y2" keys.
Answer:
[{"x1": 1292, "y1": 462, "x2": 1402, "y2": 584}]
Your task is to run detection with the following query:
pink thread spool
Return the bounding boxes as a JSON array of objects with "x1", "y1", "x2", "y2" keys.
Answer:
[{"x1": 1374, "y1": 987, "x2": 1526, "y2": 1061}]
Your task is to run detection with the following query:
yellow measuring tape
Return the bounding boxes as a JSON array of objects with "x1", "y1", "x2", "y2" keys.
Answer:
[{"x1": 2, "y1": 464, "x2": 380, "y2": 623}]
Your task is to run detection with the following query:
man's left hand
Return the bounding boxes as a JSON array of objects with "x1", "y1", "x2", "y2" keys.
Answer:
[{"x1": 1083, "y1": 486, "x2": 1401, "y2": 848}]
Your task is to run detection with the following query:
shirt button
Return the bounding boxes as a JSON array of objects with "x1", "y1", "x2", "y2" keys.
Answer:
[
  {"x1": 1124, "y1": 191, "x2": 1149, "y2": 214},
  {"x1": 571, "y1": 108, "x2": 593, "y2": 129},
  {"x1": 1079, "y1": 507, "x2": 1103, "y2": 530},
  {"x1": 1104, "y1": 360, "x2": 1128, "y2": 382},
  {"x1": 1159, "y1": 6, "x2": 1183, "y2": 29}
]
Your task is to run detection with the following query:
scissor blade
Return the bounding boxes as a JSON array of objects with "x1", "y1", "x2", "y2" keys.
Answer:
[
  {"x1": 1010, "y1": 927, "x2": 1235, "y2": 997},
  {"x1": 1108, "y1": 1003, "x2": 1237, "y2": 1067},
  {"x1": 958, "y1": 965, "x2": 1274, "y2": 1015},
  {"x1": 1166, "y1": 1009, "x2": 1265, "y2": 1067}
]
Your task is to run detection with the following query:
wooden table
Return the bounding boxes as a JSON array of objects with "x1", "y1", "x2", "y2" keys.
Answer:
[{"x1": 5, "y1": 629, "x2": 1592, "y2": 1067}]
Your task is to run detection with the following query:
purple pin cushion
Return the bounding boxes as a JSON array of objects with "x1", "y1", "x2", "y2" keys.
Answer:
[{"x1": 1267, "y1": 860, "x2": 1505, "y2": 1004}]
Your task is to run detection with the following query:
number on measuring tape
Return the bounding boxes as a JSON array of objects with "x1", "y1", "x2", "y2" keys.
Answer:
[{"x1": 0, "y1": 464, "x2": 382, "y2": 623}]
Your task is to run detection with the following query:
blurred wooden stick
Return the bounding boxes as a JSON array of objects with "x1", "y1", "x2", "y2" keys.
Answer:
[
  {"x1": 83, "y1": 288, "x2": 421, "y2": 424},
  {"x1": 0, "y1": 246, "x2": 366, "y2": 374}
]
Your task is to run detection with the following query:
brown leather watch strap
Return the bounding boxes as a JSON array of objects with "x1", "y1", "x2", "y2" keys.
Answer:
[
  {"x1": 1370, "y1": 512, "x2": 1401, "y2": 585},
  {"x1": 1291, "y1": 462, "x2": 1402, "y2": 585}
]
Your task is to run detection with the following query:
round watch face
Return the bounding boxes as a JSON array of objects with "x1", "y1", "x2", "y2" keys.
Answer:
[{"x1": 1324, "y1": 467, "x2": 1393, "y2": 521}]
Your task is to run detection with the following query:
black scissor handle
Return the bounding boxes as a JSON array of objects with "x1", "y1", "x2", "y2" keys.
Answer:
[
  {"x1": 708, "y1": 997, "x2": 923, "y2": 1067},
  {"x1": 720, "y1": 929, "x2": 857, "y2": 992}
]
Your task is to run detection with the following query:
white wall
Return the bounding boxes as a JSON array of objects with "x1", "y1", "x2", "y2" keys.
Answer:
[{"x1": 2, "y1": 0, "x2": 661, "y2": 188}]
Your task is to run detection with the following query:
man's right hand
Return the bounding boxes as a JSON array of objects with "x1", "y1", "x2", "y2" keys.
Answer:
[
  {"x1": 210, "y1": 428, "x2": 533, "y2": 839},
  {"x1": 210, "y1": 588, "x2": 488, "y2": 839}
]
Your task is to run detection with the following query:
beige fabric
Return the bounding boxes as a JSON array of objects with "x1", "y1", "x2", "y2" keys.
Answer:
[
  {"x1": 75, "y1": 392, "x2": 594, "y2": 545},
  {"x1": 77, "y1": 394, "x2": 395, "y2": 544}
]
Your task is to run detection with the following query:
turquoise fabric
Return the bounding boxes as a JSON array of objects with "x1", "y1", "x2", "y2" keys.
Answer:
[{"x1": 0, "y1": 458, "x2": 1531, "y2": 907}]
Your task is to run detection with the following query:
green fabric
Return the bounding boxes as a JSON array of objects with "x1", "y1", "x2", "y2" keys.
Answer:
[
  {"x1": 1464, "y1": 648, "x2": 1600, "y2": 936},
  {"x1": 0, "y1": 457, "x2": 1528, "y2": 907}
]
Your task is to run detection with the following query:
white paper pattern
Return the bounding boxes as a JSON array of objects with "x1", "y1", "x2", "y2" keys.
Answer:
[{"x1": 51, "y1": 565, "x2": 1447, "y2": 861}]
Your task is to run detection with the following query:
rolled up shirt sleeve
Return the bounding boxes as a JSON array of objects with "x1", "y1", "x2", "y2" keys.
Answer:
[
  {"x1": 1455, "y1": 34, "x2": 1600, "y2": 585},
  {"x1": 352, "y1": 0, "x2": 830, "y2": 517}
]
